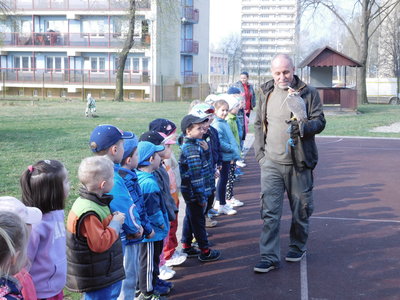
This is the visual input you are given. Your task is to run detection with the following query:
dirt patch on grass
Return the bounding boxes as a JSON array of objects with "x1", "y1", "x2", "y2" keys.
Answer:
[{"x1": 370, "y1": 122, "x2": 400, "y2": 133}]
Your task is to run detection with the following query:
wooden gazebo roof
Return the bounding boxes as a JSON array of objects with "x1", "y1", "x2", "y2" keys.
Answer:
[{"x1": 298, "y1": 46, "x2": 363, "y2": 68}]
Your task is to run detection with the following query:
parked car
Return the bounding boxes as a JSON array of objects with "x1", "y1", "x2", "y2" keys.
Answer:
[{"x1": 366, "y1": 78, "x2": 400, "y2": 105}]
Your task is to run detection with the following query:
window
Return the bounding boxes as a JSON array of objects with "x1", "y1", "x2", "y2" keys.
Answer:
[
  {"x1": 90, "y1": 57, "x2": 105, "y2": 73},
  {"x1": 133, "y1": 58, "x2": 139, "y2": 73},
  {"x1": 82, "y1": 19, "x2": 105, "y2": 37},
  {"x1": 46, "y1": 56, "x2": 67, "y2": 72},
  {"x1": 14, "y1": 56, "x2": 36, "y2": 71}
]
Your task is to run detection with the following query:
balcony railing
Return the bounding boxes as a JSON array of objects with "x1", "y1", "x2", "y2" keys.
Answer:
[
  {"x1": 182, "y1": 6, "x2": 199, "y2": 23},
  {"x1": 0, "y1": 68, "x2": 150, "y2": 86},
  {"x1": 3, "y1": 0, "x2": 150, "y2": 10},
  {"x1": 181, "y1": 39, "x2": 198, "y2": 55},
  {"x1": 0, "y1": 32, "x2": 150, "y2": 49},
  {"x1": 182, "y1": 72, "x2": 198, "y2": 85}
]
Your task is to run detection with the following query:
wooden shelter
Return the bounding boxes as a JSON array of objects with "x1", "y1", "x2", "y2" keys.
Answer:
[{"x1": 298, "y1": 46, "x2": 363, "y2": 110}]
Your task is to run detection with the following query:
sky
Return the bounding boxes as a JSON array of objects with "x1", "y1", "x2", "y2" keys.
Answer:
[{"x1": 209, "y1": 0, "x2": 242, "y2": 48}]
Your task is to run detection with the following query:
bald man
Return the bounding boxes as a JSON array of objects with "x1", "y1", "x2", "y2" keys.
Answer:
[{"x1": 253, "y1": 54, "x2": 326, "y2": 273}]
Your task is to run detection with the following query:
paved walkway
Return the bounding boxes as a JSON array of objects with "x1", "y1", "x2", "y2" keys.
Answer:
[{"x1": 169, "y1": 136, "x2": 400, "y2": 299}]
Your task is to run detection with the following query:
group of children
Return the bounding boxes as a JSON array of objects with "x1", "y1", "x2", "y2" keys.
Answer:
[{"x1": 0, "y1": 89, "x2": 249, "y2": 300}]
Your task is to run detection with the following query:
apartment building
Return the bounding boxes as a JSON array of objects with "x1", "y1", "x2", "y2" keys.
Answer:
[
  {"x1": 240, "y1": 0, "x2": 299, "y2": 83},
  {"x1": 0, "y1": 0, "x2": 209, "y2": 101}
]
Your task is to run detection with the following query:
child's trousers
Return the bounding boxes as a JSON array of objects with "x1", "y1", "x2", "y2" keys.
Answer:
[
  {"x1": 216, "y1": 161, "x2": 230, "y2": 205},
  {"x1": 226, "y1": 162, "x2": 236, "y2": 200},
  {"x1": 181, "y1": 201, "x2": 208, "y2": 249},
  {"x1": 117, "y1": 243, "x2": 140, "y2": 300},
  {"x1": 138, "y1": 240, "x2": 163, "y2": 295},
  {"x1": 84, "y1": 281, "x2": 122, "y2": 300}
]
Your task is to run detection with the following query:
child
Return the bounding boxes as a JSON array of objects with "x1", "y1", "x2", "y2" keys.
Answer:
[
  {"x1": 89, "y1": 124, "x2": 143, "y2": 299},
  {"x1": 139, "y1": 130, "x2": 180, "y2": 282},
  {"x1": 0, "y1": 196, "x2": 42, "y2": 300},
  {"x1": 20, "y1": 159, "x2": 69, "y2": 300},
  {"x1": 0, "y1": 211, "x2": 30, "y2": 300},
  {"x1": 211, "y1": 100, "x2": 241, "y2": 215},
  {"x1": 148, "y1": 119, "x2": 189, "y2": 267},
  {"x1": 179, "y1": 114, "x2": 221, "y2": 262},
  {"x1": 227, "y1": 86, "x2": 247, "y2": 168},
  {"x1": 66, "y1": 156, "x2": 126, "y2": 299},
  {"x1": 136, "y1": 141, "x2": 170, "y2": 300},
  {"x1": 117, "y1": 137, "x2": 155, "y2": 300},
  {"x1": 85, "y1": 93, "x2": 96, "y2": 117},
  {"x1": 189, "y1": 103, "x2": 222, "y2": 227},
  {"x1": 225, "y1": 96, "x2": 244, "y2": 207}
]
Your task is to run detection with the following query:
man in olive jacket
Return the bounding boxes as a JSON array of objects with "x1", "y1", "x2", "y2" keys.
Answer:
[{"x1": 253, "y1": 54, "x2": 326, "y2": 273}]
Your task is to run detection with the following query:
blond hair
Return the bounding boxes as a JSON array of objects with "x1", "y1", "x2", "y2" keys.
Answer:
[
  {"x1": 213, "y1": 99, "x2": 229, "y2": 110},
  {"x1": 78, "y1": 156, "x2": 114, "y2": 192},
  {"x1": 0, "y1": 212, "x2": 29, "y2": 276}
]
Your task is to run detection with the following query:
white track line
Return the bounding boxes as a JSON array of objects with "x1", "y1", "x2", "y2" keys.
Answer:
[
  {"x1": 300, "y1": 254, "x2": 309, "y2": 300},
  {"x1": 312, "y1": 216, "x2": 400, "y2": 223}
]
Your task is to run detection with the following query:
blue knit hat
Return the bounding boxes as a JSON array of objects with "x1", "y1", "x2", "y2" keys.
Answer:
[{"x1": 227, "y1": 87, "x2": 241, "y2": 95}]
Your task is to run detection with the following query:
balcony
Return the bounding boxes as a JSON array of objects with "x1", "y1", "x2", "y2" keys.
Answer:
[
  {"x1": 181, "y1": 72, "x2": 198, "y2": 85},
  {"x1": 1, "y1": 32, "x2": 150, "y2": 49},
  {"x1": 0, "y1": 68, "x2": 150, "y2": 86},
  {"x1": 181, "y1": 6, "x2": 199, "y2": 24},
  {"x1": 3, "y1": 0, "x2": 150, "y2": 11},
  {"x1": 181, "y1": 39, "x2": 198, "y2": 55}
]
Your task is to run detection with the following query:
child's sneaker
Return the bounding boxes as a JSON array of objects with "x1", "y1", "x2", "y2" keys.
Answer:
[
  {"x1": 156, "y1": 278, "x2": 174, "y2": 289},
  {"x1": 165, "y1": 251, "x2": 187, "y2": 267},
  {"x1": 174, "y1": 248, "x2": 188, "y2": 258},
  {"x1": 153, "y1": 284, "x2": 170, "y2": 296},
  {"x1": 137, "y1": 292, "x2": 165, "y2": 300},
  {"x1": 198, "y1": 249, "x2": 221, "y2": 262},
  {"x1": 236, "y1": 160, "x2": 246, "y2": 168},
  {"x1": 218, "y1": 204, "x2": 237, "y2": 215},
  {"x1": 206, "y1": 217, "x2": 218, "y2": 228},
  {"x1": 213, "y1": 200, "x2": 220, "y2": 210},
  {"x1": 182, "y1": 247, "x2": 201, "y2": 258},
  {"x1": 158, "y1": 264, "x2": 175, "y2": 280},
  {"x1": 208, "y1": 208, "x2": 220, "y2": 217},
  {"x1": 227, "y1": 197, "x2": 244, "y2": 207}
]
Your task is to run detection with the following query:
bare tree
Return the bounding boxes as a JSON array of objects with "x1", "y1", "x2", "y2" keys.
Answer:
[
  {"x1": 219, "y1": 33, "x2": 242, "y2": 84},
  {"x1": 114, "y1": 0, "x2": 136, "y2": 102},
  {"x1": 113, "y1": 0, "x2": 178, "y2": 102},
  {"x1": 301, "y1": 0, "x2": 400, "y2": 104},
  {"x1": 379, "y1": 5, "x2": 400, "y2": 95}
]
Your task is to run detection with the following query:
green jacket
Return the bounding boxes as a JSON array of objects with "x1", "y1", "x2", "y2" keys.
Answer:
[{"x1": 226, "y1": 113, "x2": 241, "y2": 149}]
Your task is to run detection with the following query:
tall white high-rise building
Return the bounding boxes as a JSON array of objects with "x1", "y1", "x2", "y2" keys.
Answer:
[{"x1": 240, "y1": 0, "x2": 299, "y2": 83}]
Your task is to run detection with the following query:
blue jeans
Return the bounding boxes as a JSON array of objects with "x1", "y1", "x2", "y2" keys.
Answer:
[
  {"x1": 84, "y1": 281, "x2": 122, "y2": 300},
  {"x1": 181, "y1": 201, "x2": 208, "y2": 249},
  {"x1": 117, "y1": 243, "x2": 140, "y2": 300}
]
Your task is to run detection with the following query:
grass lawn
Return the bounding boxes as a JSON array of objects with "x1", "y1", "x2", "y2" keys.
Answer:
[{"x1": 0, "y1": 100, "x2": 399, "y2": 299}]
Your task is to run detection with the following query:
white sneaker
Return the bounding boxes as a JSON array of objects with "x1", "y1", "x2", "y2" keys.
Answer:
[
  {"x1": 159, "y1": 265, "x2": 175, "y2": 280},
  {"x1": 218, "y1": 204, "x2": 237, "y2": 215},
  {"x1": 165, "y1": 251, "x2": 187, "y2": 267},
  {"x1": 174, "y1": 249, "x2": 188, "y2": 258},
  {"x1": 227, "y1": 197, "x2": 244, "y2": 207},
  {"x1": 213, "y1": 200, "x2": 220, "y2": 210},
  {"x1": 236, "y1": 160, "x2": 246, "y2": 168}
]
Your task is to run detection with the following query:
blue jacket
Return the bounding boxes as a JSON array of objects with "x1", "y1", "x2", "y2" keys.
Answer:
[
  {"x1": 136, "y1": 170, "x2": 169, "y2": 242},
  {"x1": 109, "y1": 164, "x2": 142, "y2": 244},
  {"x1": 118, "y1": 167, "x2": 153, "y2": 243},
  {"x1": 211, "y1": 117, "x2": 241, "y2": 162},
  {"x1": 179, "y1": 137, "x2": 212, "y2": 204}
]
